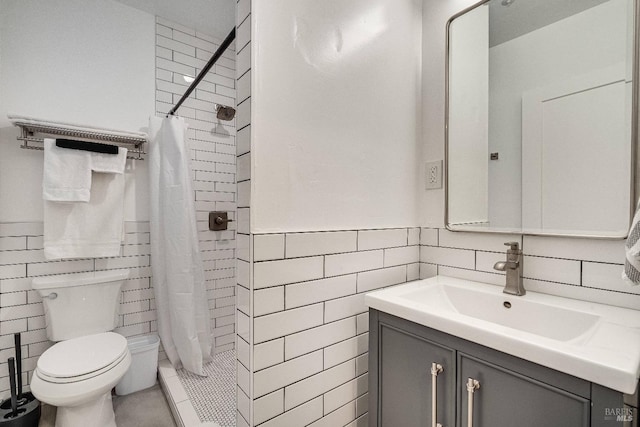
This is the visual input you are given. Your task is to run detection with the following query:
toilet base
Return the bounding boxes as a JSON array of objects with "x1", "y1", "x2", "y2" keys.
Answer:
[{"x1": 55, "y1": 392, "x2": 115, "y2": 427}]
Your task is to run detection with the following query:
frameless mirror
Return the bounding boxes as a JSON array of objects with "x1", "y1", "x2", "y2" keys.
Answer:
[{"x1": 446, "y1": 0, "x2": 637, "y2": 238}]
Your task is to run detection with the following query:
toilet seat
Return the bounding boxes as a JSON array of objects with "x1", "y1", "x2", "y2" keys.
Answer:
[
  {"x1": 30, "y1": 343, "x2": 131, "y2": 409},
  {"x1": 38, "y1": 351, "x2": 128, "y2": 384},
  {"x1": 36, "y1": 332, "x2": 128, "y2": 384}
]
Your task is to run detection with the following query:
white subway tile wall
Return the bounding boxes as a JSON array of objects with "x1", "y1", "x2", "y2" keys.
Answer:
[
  {"x1": 155, "y1": 17, "x2": 237, "y2": 354},
  {"x1": 286, "y1": 231, "x2": 357, "y2": 258},
  {"x1": 236, "y1": 0, "x2": 251, "y2": 425},
  {"x1": 419, "y1": 228, "x2": 640, "y2": 310},
  {"x1": 250, "y1": 228, "x2": 420, "y2": 427}
]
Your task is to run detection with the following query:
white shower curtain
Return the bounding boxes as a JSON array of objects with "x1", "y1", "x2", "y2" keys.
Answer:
[{"x1": 148, "y1": 116, "x2": 212, "y2": 376}]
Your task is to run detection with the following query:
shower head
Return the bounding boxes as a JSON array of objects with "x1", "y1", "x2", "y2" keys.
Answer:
[{"x1": 215, "y1": 104, "x2": 236, "y2": 121}]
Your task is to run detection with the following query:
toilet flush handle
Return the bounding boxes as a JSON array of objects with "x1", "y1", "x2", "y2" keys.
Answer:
[{"x1": 44, "y1": 293, "x2": 57, "y2": 300}]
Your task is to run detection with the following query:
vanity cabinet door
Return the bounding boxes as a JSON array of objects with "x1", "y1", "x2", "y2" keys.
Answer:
[
  {"x1": 377, "y1": 324, "x2": 456, "y2": 427},
  {"x1": 458, "y1": 353, "x2": 590, "y2": 427}
]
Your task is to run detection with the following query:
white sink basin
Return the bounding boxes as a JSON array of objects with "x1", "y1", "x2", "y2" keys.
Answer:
[
  {"x1": 399, "y1": 281, "x2": 601, "y2": 342},
  {"x1": 365, "y1": 275, "x2": 640, "y2": 394}
]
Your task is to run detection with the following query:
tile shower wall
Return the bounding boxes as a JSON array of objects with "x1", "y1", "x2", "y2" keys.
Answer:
[
  {"x1": 235, "y1": 0, "x2": 251, "y2": 425},
  {"x1": 419, "y1": 228, "x2": 640, "y2": 309},
  {"x1": 244, "y1": 228, "x2": 420, "y2": 427},
  {"x1": 0, "y1": 221, "x2": 153, "y2": 399},
  {"x1": 154, "y1": 17, "x2": 237, "y2": 354}
]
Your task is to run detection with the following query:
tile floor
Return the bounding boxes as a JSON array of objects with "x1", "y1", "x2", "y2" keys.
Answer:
[
  {"x1": 37, "y1": 384, "x2": 175, "y2": 427},
  {"x1": 113, "y1": 384, "x2": 176, "y2": 427},
  {"x1": 159, "y1": 352, "x2": 235, "y2": 427},
  {"x1": 177, "y1": 350, "x2": 236, "y2": 426}
]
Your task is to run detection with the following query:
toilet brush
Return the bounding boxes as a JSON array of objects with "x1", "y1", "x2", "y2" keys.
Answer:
[
  {"x1": 7, "y1": 358, "x2": 17, "y2": 418},
  {"x1": 13, "y1": 334, "x2": 25, "y2": 406}
]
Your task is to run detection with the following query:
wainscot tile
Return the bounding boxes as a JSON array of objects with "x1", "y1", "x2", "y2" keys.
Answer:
[
  {"x1": 254, "y1": 256, "x2": 324, "y2": 289},
  {"x1": 325, "y1": 250, "x2": 383, "y2": 277},
  {"x1": 284, "y1": 318, "x2": 356, "y2": 360},
  {"x1": 286, "y1": 231, "x2": 357, "y2": 258},
  {"x1": 253, "y1": 234, "x2": 285, "y2": 261},
  {"x1": 253, "y1": 350, "x2": 323, "y2": 398},
  {"x1": 254, "y1": 303, "x2": 323, "y2": 343},
  {"x1": 358, "y1": 229, "x2": 407, "y2": 250},
  {"x1": 420, "y1": 246, "x2": 474, "y2": 269},
  {"x1": 523, "y1": 255, "x2": 580, "y2": 285}
]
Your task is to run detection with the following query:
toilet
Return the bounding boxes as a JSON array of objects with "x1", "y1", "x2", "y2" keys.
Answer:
[{"x1": 29, "y1": 269, "x2": 132, "y2": 427}]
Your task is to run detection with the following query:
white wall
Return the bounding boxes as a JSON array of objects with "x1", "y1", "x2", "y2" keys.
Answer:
[
  {"x1": 250, "y1": 0, "x2": 422, "y2": 233},
  {"x1": 488, "y1": 0, "x2": 629, "y2": 229},
  {"x1": 0, "y1": 0, "x2": 155, "y2": 222}
]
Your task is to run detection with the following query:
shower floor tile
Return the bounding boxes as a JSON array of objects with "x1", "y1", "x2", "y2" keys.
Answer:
[{"x1": 176, "y1": 350, "x2": 236, "y2": 427}]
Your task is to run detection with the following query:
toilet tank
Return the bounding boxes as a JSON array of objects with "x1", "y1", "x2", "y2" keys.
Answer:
[{"x1": 31, "y1": 269, "x2": 130, "y2": 341}]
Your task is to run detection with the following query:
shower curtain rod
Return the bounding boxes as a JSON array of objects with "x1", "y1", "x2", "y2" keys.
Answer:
[{"x1": 167, "y1": 27, "x2": 236, "y2": 117}]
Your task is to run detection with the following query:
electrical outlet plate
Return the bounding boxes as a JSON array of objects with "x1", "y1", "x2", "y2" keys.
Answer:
[{"x1": 425, "y1": 160, "x2": 443, "y2": 190}]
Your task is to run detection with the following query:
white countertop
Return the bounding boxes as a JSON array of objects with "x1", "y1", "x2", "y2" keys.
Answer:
[{"x1": 365, "y1": 275, "x2": 640, "y2": 394}]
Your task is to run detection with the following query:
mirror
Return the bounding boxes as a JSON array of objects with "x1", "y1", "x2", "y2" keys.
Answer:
[{"x1": 445, "y1": 0, "x2": 637, "y2": 238}]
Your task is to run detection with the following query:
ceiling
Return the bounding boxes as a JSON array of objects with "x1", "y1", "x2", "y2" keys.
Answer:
[
  {"x1": 115, "y1": 0, "x2": 612, "y2": 52},
  {"x1": 488, "y1": 0, "x2": 609, "y2": 46},
  {"x1": 114, "y1": 0, "x2": 236, "y2": 40}
]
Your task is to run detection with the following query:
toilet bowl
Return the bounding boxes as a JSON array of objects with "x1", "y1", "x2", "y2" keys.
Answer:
[
  {"x1": 31, "y1": 333, "x2": 131, "y2": 427},
  {"x1": 29, "y1": 269, "x2": 131, "y2": 427}
]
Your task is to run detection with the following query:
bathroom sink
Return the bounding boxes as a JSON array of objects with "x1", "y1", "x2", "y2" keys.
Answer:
[
  {"x1": 396, "y1": 281, "x2": 600, "y2": 342},
  {"x1": 365, "y1": 275, "x2": 640, "y2": 394}
]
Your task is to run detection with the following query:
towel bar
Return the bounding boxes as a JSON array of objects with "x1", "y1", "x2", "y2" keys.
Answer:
[{"x1": 11, "y1": 119, "x2": 146, "y2": 160}]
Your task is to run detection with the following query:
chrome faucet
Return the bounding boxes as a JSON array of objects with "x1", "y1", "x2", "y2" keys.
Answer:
[{"x1": 493, "y1": 242, "x2": 525, "y2": 296}]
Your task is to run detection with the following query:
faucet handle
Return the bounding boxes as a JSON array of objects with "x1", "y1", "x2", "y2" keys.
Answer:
[{"x1": 504, "y1": 242, "x2": 520, "y2": 251}]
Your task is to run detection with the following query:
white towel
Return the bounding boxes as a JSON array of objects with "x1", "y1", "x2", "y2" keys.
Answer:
[
  {"x1": 42, "y1": 139, "x2": 92, "y2": 202},
  {"x1": 623, "y1": 199, "x2": 640, "y2": 285},
  {"x1": 42, "y1": 140, "x2": 127, "y2": 202},
  {"x1": 44, "y1": 172, "x2": 125, "y2": 260},
  {"x1": 91, "y1": 147, "x2": 128, "y2": 174}
]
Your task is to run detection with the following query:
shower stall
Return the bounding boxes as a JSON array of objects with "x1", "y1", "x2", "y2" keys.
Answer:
[{"x1": 151, "y1": 15, "x2": 239, "y2": 427}]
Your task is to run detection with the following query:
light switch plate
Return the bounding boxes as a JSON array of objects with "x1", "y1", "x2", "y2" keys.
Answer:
[{"x1": 425, "y1": 160, "x2": 443, "y2": 190}]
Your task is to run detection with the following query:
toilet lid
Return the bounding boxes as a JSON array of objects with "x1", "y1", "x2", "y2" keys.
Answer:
[{"x1": 37, "y1": 332, "x2": 128, "y2": 379}]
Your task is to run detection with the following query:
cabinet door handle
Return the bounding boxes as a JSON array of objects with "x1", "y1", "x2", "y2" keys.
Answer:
[
  {"x1": 430, "y1": 362, "x2": 444, "y2": 427},
  {"x1": 466, "y1": 378, "x2": 480, "y2": 427}
]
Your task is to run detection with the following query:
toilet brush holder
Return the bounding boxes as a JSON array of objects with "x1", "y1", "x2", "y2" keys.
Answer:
[
  {"x1": 1, "y1": 335, "x2": 40, "y2": 427},
  {"x1": 0, "y1": 392, "x2": 40, "y2": 427}
]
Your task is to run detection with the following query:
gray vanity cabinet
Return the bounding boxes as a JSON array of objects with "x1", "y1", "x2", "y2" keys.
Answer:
[
  {"x1": 458, "y1": 353, "x2": 589, "y2": 427},
  {"x1": 369, "y1": 309, "x2": 626, "y2": 427},
  {"x1": 378, "y1": 323, "x2": 455, "y2": 427}
]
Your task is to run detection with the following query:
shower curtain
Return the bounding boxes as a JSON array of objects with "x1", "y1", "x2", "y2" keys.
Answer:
[{"x1": 148, "y1": 116, "x2": 212, "y2": 376}]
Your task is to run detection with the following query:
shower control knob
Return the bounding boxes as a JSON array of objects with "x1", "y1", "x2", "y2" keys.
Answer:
[
  {"x1": 209, "y1": 211, "x2": 233, "y2": 231},
  {"x1": 214, "y1": 216, "x2": 232, "y2": 225}
]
